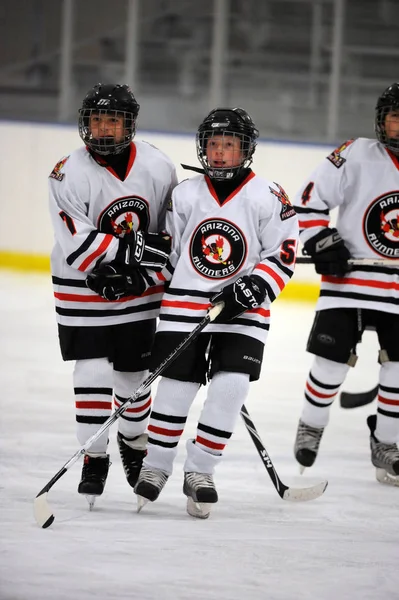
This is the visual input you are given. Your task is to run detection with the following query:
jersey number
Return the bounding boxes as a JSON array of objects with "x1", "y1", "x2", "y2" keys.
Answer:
[
  {"x1": 301, "y1": 182, "x2": 314, "y2": 205},
  {"x1": 59, "y1": 211, "x2": 76, "y2": 235},
  {"x1": 280, "y1": 239, "x2": 296, "y2": 265}
]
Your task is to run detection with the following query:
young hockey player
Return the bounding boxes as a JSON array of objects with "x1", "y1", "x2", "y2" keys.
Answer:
[
  {"x1": 134, "y1": 106, "x2": 299, "y2": 517},
  {"x1": 48, "y1": 83, "x2": 177, "y2": 505},
  {"x1": 293, "y1": 83, "x2": 399, "y2": 486}
]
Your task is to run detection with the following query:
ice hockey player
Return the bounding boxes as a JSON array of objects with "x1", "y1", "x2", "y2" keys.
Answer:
[
  {"x1": 134, "y1": 106, "x2": 299, "y2": 518},
  {"x1": 293, "y1": 83, "x2": 399, "y2": 486},
  {"x1": 48, "y1": 83, "x2": 177, "y2": 505}
]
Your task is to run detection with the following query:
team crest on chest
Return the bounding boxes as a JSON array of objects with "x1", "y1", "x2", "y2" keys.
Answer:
[
  {"x1": 363, "y1": 191, "x2": 399, "y2": 257},
  {"x1": 190, "y1": 218, "x2": 247, "y2": 279},
  {"x1": 98, "y1": 196, "x2": 150, "y2": 236}
]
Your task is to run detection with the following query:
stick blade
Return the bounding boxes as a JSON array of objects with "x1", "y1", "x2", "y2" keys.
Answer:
[
  {"x1": 34, "y1": 492, "x2": 55, "y2": 528},
  {"x1": 282, "y1": 480, "x2": 328, "y2": 502},
  {"x1": 340, "y1": 385, "x2": 378, "y2": 409}
]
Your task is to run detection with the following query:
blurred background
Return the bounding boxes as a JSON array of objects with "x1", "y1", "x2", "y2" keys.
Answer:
[{"x1": 0, "y1": 0, "x2": 398, "y2": 144}]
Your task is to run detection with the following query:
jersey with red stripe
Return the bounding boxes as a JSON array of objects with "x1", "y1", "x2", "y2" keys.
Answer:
[
  {"x1": 294, "y1": 137, "x2": 399, "y2": 314},
  {"x1": 158, "y1": 171, "x2": 299, "y2": 343},
  {"x1": 48, "y1": 141, "x2": 178, "y2": 326}
]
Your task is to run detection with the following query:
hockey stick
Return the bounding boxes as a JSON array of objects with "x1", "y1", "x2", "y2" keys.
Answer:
[
  {"x1": 340, "y1": 385, "x2": 378, "y2": 409},
  {"x1": 296, "y1": 257, "x2": 399, "y2": 266},
  {"x1": 240, "y1": 405, "x2": 328, "y2": 501},
  {"x1": 34, "y1": 303, "x2": 224, "y2": 529}
]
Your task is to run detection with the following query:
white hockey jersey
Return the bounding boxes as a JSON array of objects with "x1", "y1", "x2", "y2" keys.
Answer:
[
  {"x1": 294, "y1": 137, "x2": 399, "y2": 314},
  {"x1": 157, "y1": 171, "x2": 299, "y2": 343},
  {"x1": 48, "y1": 141, "x2": 178, "y2": 327}
]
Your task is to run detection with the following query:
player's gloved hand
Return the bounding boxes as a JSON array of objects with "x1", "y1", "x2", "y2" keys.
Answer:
[
  {"x1": 210, "y1": 275, "x2": 267, "y2": 323},
  {"x1": 303, "y1": 227, "x2": 350, "y2": 276},
  {"x1": 86, "y1": 263, "x2": 149, "y2": 301},
  {"x1": 116, "y1": 230, "x2": 171, "y2": 272}
]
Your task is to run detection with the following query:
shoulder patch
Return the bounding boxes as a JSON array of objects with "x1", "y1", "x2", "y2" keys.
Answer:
[
  {"x1": 326, "y1": 138, "x2": 354, "y2": 168},
  {"x1": 269, "y1": 183, "x2": 296, "y2": 221},
  {"x1": 49, "y1": 156, "x2": 69, "y2": 181}
]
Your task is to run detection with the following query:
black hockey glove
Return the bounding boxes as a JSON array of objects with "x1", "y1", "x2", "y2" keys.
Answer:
[
  {"x1": 303, "y1": 227, "x2": 350, "y2": 276},
  {"x1": 210, "y1": 275, "x2": 267, "y2": 323},
  {"x1": 86, "y1": 263, "x2": 149, "y2": 301},
  {"x1": 116, "y1": 230, "x2": 171, "y2": 272}
]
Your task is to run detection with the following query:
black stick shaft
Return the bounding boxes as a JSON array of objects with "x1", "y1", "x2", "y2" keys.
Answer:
[
  {"x1": 35, "y1": 305, "x2": 223, "y2": 498},
  {"x1": 240, "y1": 404, "x2": 288, "y2": 498}
]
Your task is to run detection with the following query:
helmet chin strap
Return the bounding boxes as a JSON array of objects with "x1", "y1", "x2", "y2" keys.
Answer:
[
  {"x1": 387, "y1": 145, "x2": 399, "y2": 156},
  {"x1": 204, "y1": 151, "x2": 254, "y2": 181},
  {"x1": 207, "y1": 166, "x2": 240, "y2": 180},
  {"x1": 87, "y1": 135, "x2": 131, "y2": 155}
]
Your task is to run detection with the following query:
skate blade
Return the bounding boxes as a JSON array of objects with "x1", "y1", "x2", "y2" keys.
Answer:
[
  {"x1": 376, "y1": 468, "x2": 399, "y2": 487},
  {"x1": 85, "y1": 495, "x2": 97, "y2": 511},
  {"x1": 136, "y1": 495, "x2": 150, "y2": 513},
  {"x1": 186, "y1": 497, "x2": 212, "y2": 519}
]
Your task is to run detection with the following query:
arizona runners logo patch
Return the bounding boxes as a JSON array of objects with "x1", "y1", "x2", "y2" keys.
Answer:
[
  {"x1": 190, "y1": 218, "x2": 247, "y2": 279},
  {"x1": 98, "y1": 195, "x2": 150, "y2": 236},
  {"x1": 363, "y1": 191, "x2": 399, "y2": 257},
  {"x1": 327, "y1": 138, "x2": 354, "y2": 168},
  {"x1": 269, "y1": 183, "x2": 296, "y2": 221},
  {"x1": 49, "y1": 156, "x2": 69, "y2": 181}
]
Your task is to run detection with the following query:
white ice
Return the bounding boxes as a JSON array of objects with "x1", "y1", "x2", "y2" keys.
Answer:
[{"x1": 1, "y1": 271, "x2": 398, "y2": 600}]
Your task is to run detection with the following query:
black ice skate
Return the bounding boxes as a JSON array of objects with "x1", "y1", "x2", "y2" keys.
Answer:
[
  {"x1": 78, "y1": 454, "x2": 110, "y2": 509},
  {"x1": 183, "y1": 472, "x2": 218, "y2": 519},
  {"x1": 117, "y1": 432, "x2": 148, "y2": 488},
  {"x1": 367, "y1": 415, "x2": 399, "y2": 487},
  {"x1": 294, "y1": 419, "x2": 324, "y2": 473},
  {"x1": 134, "y1": 466, "x2": 169, "y2": 512}
]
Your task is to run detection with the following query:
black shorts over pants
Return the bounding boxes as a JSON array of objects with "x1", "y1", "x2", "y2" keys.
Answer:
[
  {"x1": 150, "y1": 331, "x2": 265, "y2": 384},
  {"x1": 307, "y1": 308, "x2": 399, "y2": 364},
  {"x1": 58, "y1": 319, "x2": 156, "y2": 372}
]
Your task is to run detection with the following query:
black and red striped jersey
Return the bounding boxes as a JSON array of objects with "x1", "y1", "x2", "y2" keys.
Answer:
[
  {"x1": 294, "y1": 137, "x2": 399, "y2": 314},
  {"x1": 48, "y1": 141, "x2": 178, "y2": 327}
]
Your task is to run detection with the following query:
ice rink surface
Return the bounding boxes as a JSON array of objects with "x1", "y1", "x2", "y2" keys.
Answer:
[{"x1": 1, "y1": 271, "x2": 398, "y2": 600}]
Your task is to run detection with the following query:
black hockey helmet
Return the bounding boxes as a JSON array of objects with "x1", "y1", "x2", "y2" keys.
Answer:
[
  {"x1": 78, "y1": 83, "x2": 140, "y2": 155},
  {"x1": 375, "y1": 83, "x2": 399, "y2": 154},
  {"x1": 196, "y1": 107, "x2": 259, "y2": 180}
]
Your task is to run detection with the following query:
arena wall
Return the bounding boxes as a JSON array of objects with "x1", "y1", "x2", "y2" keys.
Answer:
[{"x1": 0, "y1": 121, "x2": 333, "y2": 301}]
